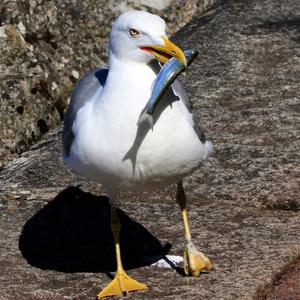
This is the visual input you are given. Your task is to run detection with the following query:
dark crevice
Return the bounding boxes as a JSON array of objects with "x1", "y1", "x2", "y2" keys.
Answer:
[
  {"x1": 257, "y1": 18, "x2": 300, "y2": 31},
  {"x1": 54, "y1": 99, "x2": 67, "y2": 121},
  {"x1": 31, "y1": 80, "x2": 51, "y2": 99},
  {"x1": 16, "y1": 106, "x2": 24, "y2": 115},
  {"x1": 265, "y1": 198, "x2": 299, "y2": 212},
  {"x1": 244, "y1": 18, "x2": 300, "y2": 36},
  {"x1": 37, "y1": 119, "x2": 49, "y2": 134}
]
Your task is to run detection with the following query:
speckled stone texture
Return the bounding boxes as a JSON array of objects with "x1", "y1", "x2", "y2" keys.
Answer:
[
  {"x1": 0, "y1": 0, "x2": 220, "y2": 167},
  {"x1": 0, "y1": 0, "x2": 300, "y2": 299},
  {"x1": 256, "y1": 257, "x2": 300, "y2": 300}
]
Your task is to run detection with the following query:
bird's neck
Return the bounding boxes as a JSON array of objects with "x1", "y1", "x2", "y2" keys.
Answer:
[{"x1": 95, "y1": 56, "x2": 156, "y2": 113}]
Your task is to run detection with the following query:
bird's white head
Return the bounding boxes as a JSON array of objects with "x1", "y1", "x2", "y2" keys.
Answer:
[{"x1": 109, "y1": 10, "x2": 187, "y2": 66}]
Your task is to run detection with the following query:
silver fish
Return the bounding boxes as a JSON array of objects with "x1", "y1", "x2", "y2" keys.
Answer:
[{"x1": 137, "y1": 49, "x2": 199, "y2": 128}]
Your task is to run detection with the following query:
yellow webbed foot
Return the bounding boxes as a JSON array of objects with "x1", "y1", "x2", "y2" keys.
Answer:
[
  {"x1": 97, "y1": 270, "x2": 147, "y2": 298},
  {"x1": 183, "y1": 241, "x2": 211, "y2": 277}
]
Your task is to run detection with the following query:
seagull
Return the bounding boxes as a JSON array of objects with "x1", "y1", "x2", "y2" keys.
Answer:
[{"x1": 63, "y1": 10, "x2": 212, "y2": 298}]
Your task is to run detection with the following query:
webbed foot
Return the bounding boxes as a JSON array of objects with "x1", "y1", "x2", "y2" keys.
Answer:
[
  {"x1": 183, "y1": 241, "x2": 211, "y2": 276},
  {"x1": 97, "y1": 269, "x2": 147, "y2": 298}
]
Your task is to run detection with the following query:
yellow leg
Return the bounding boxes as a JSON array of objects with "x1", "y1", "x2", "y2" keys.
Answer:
[
  {"x1": 97, "y1": 207, "x2": 147, "y2": 298},
  {"x1": 176, "y1": 182, "x2": 212, "y2": 276}
]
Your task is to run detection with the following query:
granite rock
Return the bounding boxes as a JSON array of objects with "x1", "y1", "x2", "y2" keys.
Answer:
[
  {"x1": 0, "y1": 0, "x2": 300, "y2": 299},
  {"x1": 0, "y1": 0, "x2": 220, "y2": 168}
]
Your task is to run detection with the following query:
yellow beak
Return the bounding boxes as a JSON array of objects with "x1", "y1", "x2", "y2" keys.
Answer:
[{"x1": 140, "y1": 37, "x2": 187, "y2": 66}]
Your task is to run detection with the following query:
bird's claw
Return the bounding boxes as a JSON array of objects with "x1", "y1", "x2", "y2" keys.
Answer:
[{"x1": 183, "y1": 241, "x2": 211, "y2": 276}]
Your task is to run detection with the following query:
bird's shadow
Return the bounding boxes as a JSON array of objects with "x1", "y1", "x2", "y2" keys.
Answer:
[{"x1": 19, "y1": 186, "x2": 172, "y2": 274}]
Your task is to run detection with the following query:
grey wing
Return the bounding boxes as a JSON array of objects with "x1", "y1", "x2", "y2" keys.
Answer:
[
  {"x1": 63, "y1": 67, "x2": 108, "y2": 157},
  {"x1": 171, "y1": 79, "x2": 207, "y2": 143}
]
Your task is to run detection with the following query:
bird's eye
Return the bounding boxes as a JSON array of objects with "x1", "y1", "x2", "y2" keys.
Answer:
[{"x1": 129, "y1": 28, "x2": 140, "y2": 37}]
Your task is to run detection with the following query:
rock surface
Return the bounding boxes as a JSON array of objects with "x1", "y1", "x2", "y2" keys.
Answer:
[
  {"x1": 256, "y1": 257, "x2": 300, "y2": 300},
  {"x1": 1, "y1": 0, "x2": 300, "y2": 299},
  {"x1": 0, "y1": 0, "x2": 220, "y2": 168}
]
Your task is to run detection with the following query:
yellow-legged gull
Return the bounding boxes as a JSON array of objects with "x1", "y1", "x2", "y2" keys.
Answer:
[{"x1": 63, "y1": 10, "x2": 212, "y2": 298}]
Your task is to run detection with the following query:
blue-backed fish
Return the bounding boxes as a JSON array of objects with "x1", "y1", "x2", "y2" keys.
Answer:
[{"x1": 137, "y1": 49, "x2": 199, "y2": 128}]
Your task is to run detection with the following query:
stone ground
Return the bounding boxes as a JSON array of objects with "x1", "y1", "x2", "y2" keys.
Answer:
[
  {"x1": 256, "y1": 257, "x2": 300, "y2": 300},
  {"x1": 1, "y1": 0, "x2": 300, "y2": 299},
  {"x1": 0, "y1": 0, "x2": 219, "y2": 167}
]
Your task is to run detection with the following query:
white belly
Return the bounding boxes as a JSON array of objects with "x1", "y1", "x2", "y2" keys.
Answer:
[{"x1": 65, "y1": 98, "x2": 212, "y2": 192}]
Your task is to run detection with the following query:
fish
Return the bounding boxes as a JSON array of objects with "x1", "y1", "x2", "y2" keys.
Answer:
[{"x1": 137, "y1": 49, "x2": 199, "y2": 129}]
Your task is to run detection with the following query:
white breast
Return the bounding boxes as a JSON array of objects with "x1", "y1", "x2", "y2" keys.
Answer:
[{"x1": 65, "y1": 62, "x2": 212, "y2": 192}]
